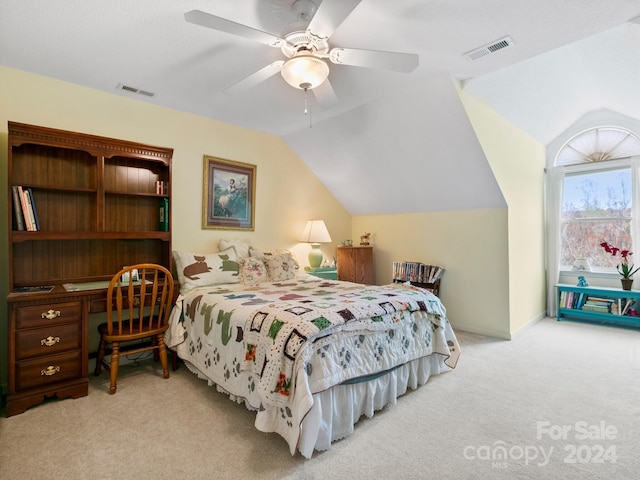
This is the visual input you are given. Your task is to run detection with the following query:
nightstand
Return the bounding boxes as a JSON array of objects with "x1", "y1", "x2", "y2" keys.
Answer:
[
  {"x1": 337, "y1": 246, "x2": 374, "y2": 284},
  {"x1": 305, "y1": 267, "x2": 338, "y2": 280}
]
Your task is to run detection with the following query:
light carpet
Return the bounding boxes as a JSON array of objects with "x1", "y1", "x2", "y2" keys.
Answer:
[{"x1": 1, "y1": 317, "x2": 639, "y2": 480}]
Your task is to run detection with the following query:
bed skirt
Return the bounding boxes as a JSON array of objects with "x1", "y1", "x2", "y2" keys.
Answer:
[
  {"x1": 183, "y1": 353, "x2": 450, "y2": 458},
  {"x1": 295, "y1": 353, "x2": 449, "y2": 457}
]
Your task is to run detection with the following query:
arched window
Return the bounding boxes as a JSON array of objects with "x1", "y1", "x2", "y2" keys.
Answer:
[
  {"x1": 555, "y1": 127, "x2": 640, "y2": 270},
  {"x1": 546, "y1": 123, "x2": 640, "y2": 314},
  {"x1": 555, "y1": 127, "x2": 640, "y2": 166}
]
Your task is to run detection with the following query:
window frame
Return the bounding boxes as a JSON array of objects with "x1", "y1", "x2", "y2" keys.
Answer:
[
  {"x1": 558, "y1": 158, "x2": 635, "y2": 275},
  {"x1": 545, "y1": 116, "x2": 640, "y2": 316}
]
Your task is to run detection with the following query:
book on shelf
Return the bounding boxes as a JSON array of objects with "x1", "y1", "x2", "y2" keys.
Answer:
[
  {"x1": 560, "y1": 288, "x2": 640, "y2": 316},
  {"x1": 572, "y1": 293, "x2": 617, "y2": 313},
  {"x1": 582, "y1": 304, "x2": 611, "y2": 313},
  {"x1": 392, "y1": 261, "x2": 444, "y2": 284},
  {"x1": 11, "y1": 186, "x2": 25, "y2": 231},
  {"x1": 17, "y1": 186, "x2": 33, "y2": 231},
  {"x1": 611, "y1": 301, "x2": 620, "y2": 315},
  {"x1": 16, "y1": 185, "x2": 39, "y2": 231},
  {"x1": 156, "y1": 180, "x2": 169, "y2": 195},
  {"x1": 560, "y1": 291, "x2": 583, "y2": 309},
  {"x1": 27, "y1": 188, "x2": 40, "y2": 230},
  {"x1": 159, "y1": 197, "x2": 169, "y2": 231}
]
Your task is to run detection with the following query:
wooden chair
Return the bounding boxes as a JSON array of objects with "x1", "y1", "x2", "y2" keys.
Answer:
[{"x1": 94, "y1": 264, "x2": 174, "y2": 394}]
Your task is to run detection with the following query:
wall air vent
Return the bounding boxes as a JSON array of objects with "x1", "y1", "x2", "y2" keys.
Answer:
[
  {"x1": 464, "y1": 36, "x2": 514, "y2": 61},
  {"x1": 116, "y1": 83, "x2": 155, "y2": 97}
]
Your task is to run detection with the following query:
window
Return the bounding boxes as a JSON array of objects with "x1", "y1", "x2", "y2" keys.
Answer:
[
  {"x1": 546, "y1": 120, "x2": 640, "y2": 315},
  {"x1": 551, "y1": 126, "x2": 640, "y2": 273},
  {"x1": 560, "y1": 166, "x2": 632, "y2": 270},
  {"x1": 555, "y1": 127, "x2": 640, "y2": 166}
]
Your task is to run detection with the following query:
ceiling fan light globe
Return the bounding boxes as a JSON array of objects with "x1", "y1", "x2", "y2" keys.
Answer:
[
  {"x1": 281, "y1": 55, "x2": 329, "y2": 89},
  {"x1": 291, "y1": 0, "x2": 317, "y2": 22}
]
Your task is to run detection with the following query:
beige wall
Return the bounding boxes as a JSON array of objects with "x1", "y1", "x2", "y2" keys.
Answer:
[
  {"x1": 0, "y1": 66, "x2": 351, "y2": 387},
  {"x1": 0, "y1": 66, "x2": 545, "y2": 393},
  {"x1": 458, "y1": 86, "x2": 547, "y2": 335},
  {"x1": 0, "y1": 66, "x2": 351, "y2": 259},
  {"x1": 352, "y1": 209, "x2": 511, "y2": 338}
]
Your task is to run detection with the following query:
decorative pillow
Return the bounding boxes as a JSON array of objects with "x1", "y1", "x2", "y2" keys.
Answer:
[
  {"x1": 249, "y1": 248, "x2": 300, "y2": 269},
  {"x1": 219, "y1": 238, "x2": 252, "y2": 260},
  {"x1": 173, "y1": 247, "x2": 240, "y2": 294},
  {"x1": 263, "y1": 253, "x2": 298, "y2": 282},
  {"x1": 239, "y1": 256, "x2": 268, "y2": 285}
]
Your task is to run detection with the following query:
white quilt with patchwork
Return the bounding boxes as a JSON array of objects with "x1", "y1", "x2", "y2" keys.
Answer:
[{"x1": 166, "y1": 274, "x2": 459, "y2": 455}]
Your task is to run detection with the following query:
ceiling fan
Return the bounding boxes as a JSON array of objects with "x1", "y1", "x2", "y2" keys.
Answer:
[{"x1": 184, "y1": 0, "x2": 419, "y2": 106}]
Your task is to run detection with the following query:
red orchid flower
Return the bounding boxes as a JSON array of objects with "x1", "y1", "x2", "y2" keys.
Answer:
[{"x1": 600, "y1": 241, "x2": 640, "y2": 278}]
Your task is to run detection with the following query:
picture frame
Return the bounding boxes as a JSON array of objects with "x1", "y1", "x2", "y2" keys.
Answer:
[{"x1": 202, "y1": 155, "x2": 256, "y2": 230}]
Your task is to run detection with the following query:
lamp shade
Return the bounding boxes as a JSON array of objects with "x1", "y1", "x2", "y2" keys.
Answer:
[
  {"x1": 300, "y1": 220, "x2": 332, "y2": 244},
  {"x1": 300, "y1": 220, "x2": 331, "y2": 269},
  {"x1": 281, "y1": 54, "x2": 329, "y2": 90}
]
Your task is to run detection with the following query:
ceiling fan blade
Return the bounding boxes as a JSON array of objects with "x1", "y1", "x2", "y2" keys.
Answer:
[
  {"x1": 307, "y1": 0, "x2": 362, "y2": 39},
  {"x1": 312, "y1": 79, "x2": 339, "y2": 107},
  {"x1": 329, "y1": 48, "x2": 419, "y2": 73},
  {"x1": 224, "y1": 61, "x2": 285, "y2": 95},
  {"x1": 185, "y1": 10, "x2": 285, "y2": 47}
]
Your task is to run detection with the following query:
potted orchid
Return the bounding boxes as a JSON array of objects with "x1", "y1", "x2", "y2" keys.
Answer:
[{"x1": 600, "y1": 241, "x2": 640, "y2": 290}]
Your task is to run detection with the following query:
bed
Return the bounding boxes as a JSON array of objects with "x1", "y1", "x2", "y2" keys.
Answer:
[{"x1": 165, "y1": 245, "x2": 460, "y2": 458}]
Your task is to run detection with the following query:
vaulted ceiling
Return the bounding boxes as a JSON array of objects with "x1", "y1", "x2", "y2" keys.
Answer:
[{"x1": 2, "y1": 1, "x2": 639, "y2": 214}]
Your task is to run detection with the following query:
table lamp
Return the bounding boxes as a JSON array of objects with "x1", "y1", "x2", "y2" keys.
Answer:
[{"x1": 300, "y1": 219, "x2": 332, "y2": 269}]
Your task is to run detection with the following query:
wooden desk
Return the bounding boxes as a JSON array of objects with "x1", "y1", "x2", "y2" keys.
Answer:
[
  {"x1": 6, "y1": 123, "x2": 175, "y2": 415},
  {"x1": 6, "y1": 283, "x2": 178, "y2": 416}
]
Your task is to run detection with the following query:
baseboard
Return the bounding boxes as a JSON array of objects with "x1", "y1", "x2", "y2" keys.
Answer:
[
  {"x1": 510, "y1": 312, "x2": 547, "y2": 338},
  {"x1": 449, "y1": 322, "x2": 511, "y2": 340}
]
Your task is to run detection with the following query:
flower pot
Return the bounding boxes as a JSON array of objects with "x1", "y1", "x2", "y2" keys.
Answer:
[{"x1": 621, "y1": 278, "x2": 633, "y2": 291}]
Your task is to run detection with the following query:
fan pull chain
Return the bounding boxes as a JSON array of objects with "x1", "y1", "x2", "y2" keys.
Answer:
[{"x1": 301, "y1": 83, "x2": 312, "y2": 128}]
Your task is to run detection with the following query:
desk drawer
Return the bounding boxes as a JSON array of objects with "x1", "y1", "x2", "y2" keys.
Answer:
[
  {"x1": 15, "y1": 322, "x2": 82, "y2": 360},
  {"x1": 15, "y1": 301, "x2": 83, "y2": 329},
  {"x1": 15, "y1": 351, "x2": 83, "y2": 391}
]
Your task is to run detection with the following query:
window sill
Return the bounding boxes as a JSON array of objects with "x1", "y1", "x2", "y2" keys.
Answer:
[
  {"x1": 559, "y1": 269, "x2": 632, "y2": 289},
  {"x1": 560, "y1": 269, "x2": 618, "y2": 279}
]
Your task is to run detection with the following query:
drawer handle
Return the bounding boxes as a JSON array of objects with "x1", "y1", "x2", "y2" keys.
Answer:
[
  {"x1": 41, "y1": 366, "x2": 61, "y2": 376},
  {"x1": 41, "y1": 310, "x2": 61, "y2": 320},
  {"x1": 41, "y1": 336, "x2": 61, "y2": 347}
]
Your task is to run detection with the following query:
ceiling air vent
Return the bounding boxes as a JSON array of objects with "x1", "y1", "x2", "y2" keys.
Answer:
[
  {"x1": 116, "y1": 83, "x2": 155, "y2": 97},
  {"x1": 464, "y1": 36, "x2": 514, "y2": 61}
]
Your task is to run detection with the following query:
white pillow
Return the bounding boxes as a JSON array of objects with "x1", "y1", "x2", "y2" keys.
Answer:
[
  {"x1": 173, "y1": 247, "x2": 240, "y2": 294},
  {"x1": 219, "y1": 239, "x2": 252, "y2": 260}
]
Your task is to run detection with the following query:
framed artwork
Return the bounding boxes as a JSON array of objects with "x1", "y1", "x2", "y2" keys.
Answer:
[{"x1": 202, "y1": 155, "x2": 256, "y2": 230}]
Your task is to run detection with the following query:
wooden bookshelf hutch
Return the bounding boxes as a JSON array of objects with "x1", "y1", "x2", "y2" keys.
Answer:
[{"x1": 6, "y1": 122, "x2": 173, "y2": 416}]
